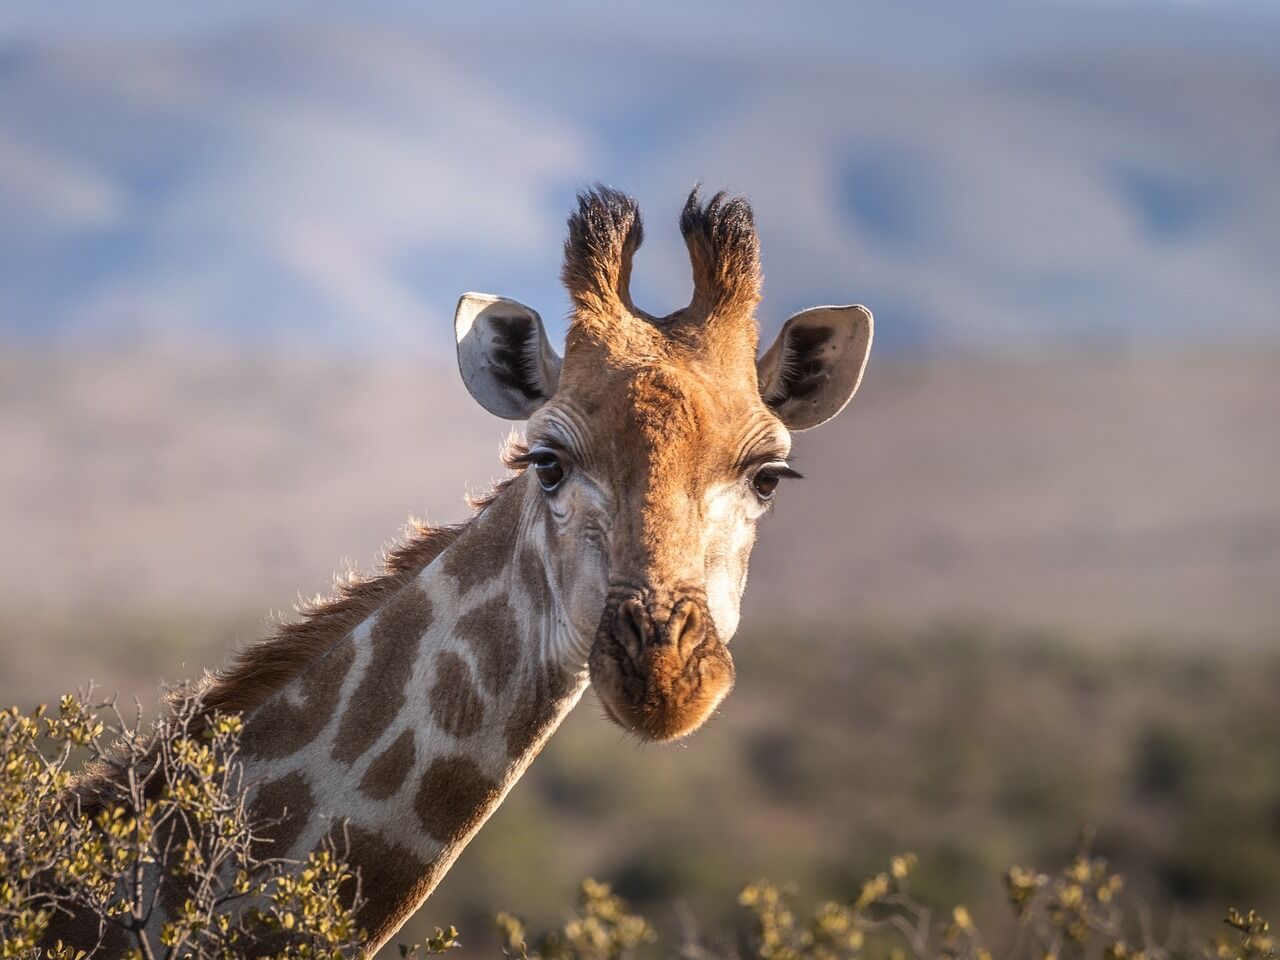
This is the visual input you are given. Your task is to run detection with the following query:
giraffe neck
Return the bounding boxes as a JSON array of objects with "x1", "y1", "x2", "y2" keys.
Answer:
[{"x1": 236, "y1": 477, "x2": 591, "y2": 953}]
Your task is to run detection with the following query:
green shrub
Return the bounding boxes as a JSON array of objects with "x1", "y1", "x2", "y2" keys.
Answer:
[
  {"x1": 0, "y1": 688, "x2": 454, "y2": 959},
  {"x1": 2, "y1": 692, "x2": 1274, "y2": 960},
  {"x1": 496, "y1": 841, "x2": 1276, "y2": 960}
]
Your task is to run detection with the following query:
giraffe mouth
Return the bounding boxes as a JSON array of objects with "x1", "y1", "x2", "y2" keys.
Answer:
[{"x1": 588, "y1": 593, "x2": 736, "y2": 742}]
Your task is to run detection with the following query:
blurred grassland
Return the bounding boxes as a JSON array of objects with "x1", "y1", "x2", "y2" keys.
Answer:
[
  {"x1": 4, "y1": 612, "x2": 1275, "y2": 957},
  {"x1": 412, "y1": 623, "x2": 1280, "y2": 956}
]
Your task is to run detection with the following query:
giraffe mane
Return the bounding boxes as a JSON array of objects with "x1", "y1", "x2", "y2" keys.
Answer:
[
  {"x1": 67, "y1": 519, "x2": 465, "y2": 817},
  {"x1": 190, "y1": 520, "x2": 462, "y2": 719},
  {"x1": 191, "y1": 467, "x2": 526, "y2": 722}
]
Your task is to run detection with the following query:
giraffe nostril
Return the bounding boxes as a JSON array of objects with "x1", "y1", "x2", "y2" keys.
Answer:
[
  {"x1": 667, "y1": 599, "x2": 705, "y2": 659},
  {"x1": 615, "y1": 597, "x2": 649, "y2": 664}
]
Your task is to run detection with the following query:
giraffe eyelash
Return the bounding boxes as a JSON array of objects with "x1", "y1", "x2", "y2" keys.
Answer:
[
  {"x1": 757, "y1": 465, "x2": 804, "y2": 480},
  {"x1": 508, "y1": 446, "x2": 566, "y2": 468}
]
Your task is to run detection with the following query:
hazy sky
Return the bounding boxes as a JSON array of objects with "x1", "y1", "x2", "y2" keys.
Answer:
[{"x1": 2, "y1": 1, "x2": 1277, "y2": 351}]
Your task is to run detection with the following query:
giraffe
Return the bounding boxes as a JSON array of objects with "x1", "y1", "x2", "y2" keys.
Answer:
[{"x1": 64, "y1": 186, "x2": 873, "y2": 956}]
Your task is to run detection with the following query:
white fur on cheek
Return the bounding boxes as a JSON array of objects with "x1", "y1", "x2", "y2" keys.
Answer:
[{"x1": 702, "y1": 486, "x2": 757, "y2": 640}]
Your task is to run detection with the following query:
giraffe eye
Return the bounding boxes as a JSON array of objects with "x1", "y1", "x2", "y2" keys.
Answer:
[
  {"x1": 752, "y1": 471, "x2": 781, "y2": 500},
  {"x1": 534, "y1": 454, "x2": 567, "y2": 492},
  {"x1": 750, "y1": 463, "x2": 802, "y2": 501}
]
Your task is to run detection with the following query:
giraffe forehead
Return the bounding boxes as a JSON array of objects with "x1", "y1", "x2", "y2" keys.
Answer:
[
  {"x1": 628, "y1": 364, "x2": 709, "y2": 418},
  {"x1": 630, "y1": 369, "x2": 760, "y2": 470},
  {"x1": 550, "y1": 360, "x2": 775, "y2": 464}
]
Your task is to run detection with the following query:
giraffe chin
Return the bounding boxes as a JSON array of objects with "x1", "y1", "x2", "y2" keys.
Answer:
[{"x1": 588, "y1": 625, "x2": 736, "y2": 742}]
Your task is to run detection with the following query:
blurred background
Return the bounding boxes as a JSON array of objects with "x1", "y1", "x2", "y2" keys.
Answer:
[{"x1": 2, "y1": 0, "x2": 1279, "y2": 955}]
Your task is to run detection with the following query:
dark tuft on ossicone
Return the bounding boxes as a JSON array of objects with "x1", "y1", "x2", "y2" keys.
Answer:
[
  {"x1": 558, "y1": 185, "x2": 762, "y2": 352},
  {"x1": 561, "y1": 185, "x2": 645, "y2": 318},
  {"x1": 679, "y1": 186, "x2": 761, "y2": 319},
  {"x1": 679, "y1": 187, "x2": 755, "y2": 250}
]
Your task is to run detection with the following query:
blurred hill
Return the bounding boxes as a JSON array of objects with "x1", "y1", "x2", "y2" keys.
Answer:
[
  {"x1": 2, "y1": 343, "x2": 1277, "y2": 710},
  {"x1": 1, "y1": 344, "x2": 1278, "y2": 959},
  {"x1": 2, "y1": 5, "x2": 1279, "y2": 351}
]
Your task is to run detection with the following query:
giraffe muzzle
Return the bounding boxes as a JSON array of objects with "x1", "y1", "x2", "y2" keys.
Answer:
[{"x1": 588, "y1": 592, "x2": 736, "y2": 741}]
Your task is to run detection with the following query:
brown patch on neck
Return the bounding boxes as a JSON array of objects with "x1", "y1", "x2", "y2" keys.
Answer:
[
  {"x1": 359, "y1": 729, "x2": 417, "y2": 800},
  {"x1": 429, "y1": 651, "x2": 486, "y2": 738},
  {"x1": 140, "y1": 775, "x2": 316, "y2": 955},
  {"x1": 516, "y1": 546, "x2": 552, "y2": 609},
  {"x1": 414, "y1": 755, "x2": 501, "y2": 844},
  {"x1": 240, "y1": 632, "x2": 356, "y2": 760},
  {"x1": 505, "y1": 660, "x2": 579, "y2": 759},
  {"x1": 248, "y1": 771, "x2": 315, "y2": 859},
  {"x1": 324, "y1": 823, "x2": 439, "y2": 952},
  {"x1": 331, "y1": 583, "x2": 434, "y2": 764},
  {"x1": 455, "y1": 594, "x2": 521, "y2": 695},
  {"x1": 442, "y1": 475, "x2": 524, "y2": 596}
]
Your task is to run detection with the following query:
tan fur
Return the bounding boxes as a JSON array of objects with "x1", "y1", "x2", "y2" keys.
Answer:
[
  {"x1": 677, "y1": 187, "x2": 762, "y2": 343},
  {"x1": 560, "y1": 187, "x2": 761, "y2": 366},
  {"x1": 531, "y1": 187, "x2": 785, "y2": 740},
  {"x1": 561, "y1": 186, "x2": 647, "y2": 327},
  {"x1": 544, "y1": 355, "x2": 768, "y2": 738}
]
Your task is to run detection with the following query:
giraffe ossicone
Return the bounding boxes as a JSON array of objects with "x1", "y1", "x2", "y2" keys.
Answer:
[{"x1": 62, "y1": 186, "x2": 874, "y2": 956}]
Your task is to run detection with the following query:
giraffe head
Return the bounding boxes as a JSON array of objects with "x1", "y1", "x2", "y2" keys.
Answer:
[{"x1": 454, "y1": 187, "x2": 872, "y2": 741}]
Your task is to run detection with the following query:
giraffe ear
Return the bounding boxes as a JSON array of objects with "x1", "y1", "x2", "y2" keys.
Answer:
[
  {"x1": 455, "y1": 293, "x2": 562, "y2": 420},
  {"x1": 757, "y1": 305, "x2": 873, "y2": 431}
]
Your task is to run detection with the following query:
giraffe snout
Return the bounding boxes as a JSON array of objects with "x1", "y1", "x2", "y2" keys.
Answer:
[{"x1": 589, "y1": 592, "x2": 734, "y2": 741}]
